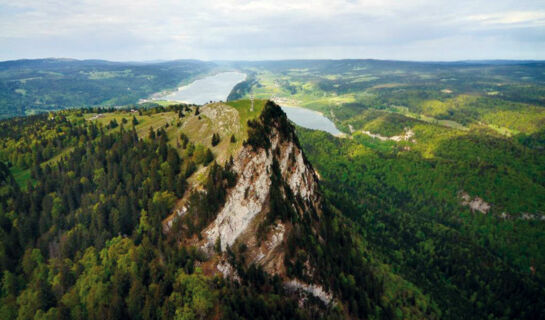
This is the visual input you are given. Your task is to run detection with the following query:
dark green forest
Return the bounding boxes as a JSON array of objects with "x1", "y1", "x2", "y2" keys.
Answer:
[
  {"x1": 297, "y1": 125, "x2": 545, "y2": 319},
  {"x1": 0, "y1": 59, "x2": 544, "y2": 319},
  {"x1": 0, "y1": 103, "x2": 427, "y2": 319},
  {"x1": 0, "y1": 106, "x2": 311, "y2": 319}
]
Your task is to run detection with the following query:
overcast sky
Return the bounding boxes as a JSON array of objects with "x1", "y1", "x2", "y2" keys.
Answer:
[{"x1": 1, "y1": 0, "x2": 544, "y2": 61}]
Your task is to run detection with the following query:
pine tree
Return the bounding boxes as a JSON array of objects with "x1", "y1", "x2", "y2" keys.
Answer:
[{"x1": 211, "y1": 133, "x2": 220, "y2": 146}]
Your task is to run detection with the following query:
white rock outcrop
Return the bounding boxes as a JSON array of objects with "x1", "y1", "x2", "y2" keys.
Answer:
[
  {"x1": 285, "y1": 279, "x2": 333, "y2": 304},
  {"x1": 203, "y1": 124, "x2": 318, "y2": 252},
  {"x1": 204, "y1": 146, "x2": 273, "y2": 250},
  {"x1": 460, "y1": 191, "x2": 491, "y2": 214},
  {"x1": 361, "y1": 128, "x2": 415, "y2": 143}
]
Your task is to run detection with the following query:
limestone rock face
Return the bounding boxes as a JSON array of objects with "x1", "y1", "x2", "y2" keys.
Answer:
[
  {"x1": 170, "y1": 101, "x2": 331, "y2": 304},
  {"x1": 203, "y1": 145, "x2": 272, "y2": 250},
  {"x1": 203, "y1": 119, "x2": 320, "y2": 255}
]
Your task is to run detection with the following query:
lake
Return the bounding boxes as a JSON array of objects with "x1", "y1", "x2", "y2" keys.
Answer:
[
  {"x1": 152, "y1": 71, "x2": 341, "y2": 135},
  {"x1": 280, "y1": 106, "x2": 342, "y2": 136},
  {"x1": 154, "y1": 72, "x2": 246, "y2": 104}
]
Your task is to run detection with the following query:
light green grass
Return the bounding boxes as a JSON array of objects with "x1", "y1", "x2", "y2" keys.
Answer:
[
  {"x1": 84, "y1": 99, "x2": 266, "y2": 164},
  {"x1": 43, "y1": 147, "x2": 75, "y2": 166},
  {"x1": 225, "y1": 99, "x2": 266, "y2": 134},
  {"x1": 146, "y1": 100, "x2": 182, "y2": 107},
  {"x1": 10, "y1": 167, "x2": 32, "y2": 188}
]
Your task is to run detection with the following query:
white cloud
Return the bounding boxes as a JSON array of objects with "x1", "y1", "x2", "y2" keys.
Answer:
[
  {"x1": 467, "y1": 11, "x2": 545, "y2": 26},
  {"x1": 0, "y1": 0, "x2": 544, "y2": 60}
]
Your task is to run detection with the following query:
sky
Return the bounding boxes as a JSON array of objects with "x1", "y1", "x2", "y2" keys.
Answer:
[{"x1": 1, "y1": 0, "x2": 544, "y2": 62}]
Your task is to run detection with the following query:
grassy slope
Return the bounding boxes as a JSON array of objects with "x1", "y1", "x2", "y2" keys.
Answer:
[
  {"x1": 9, "y1": 99, "x2": 267, "y2": 188},
  {"x1": 82, "y1": 99, "x2": 266, "y2": 159},
  {"x1": 9, "y1": 166, "x2": 31, "y2": 187}
]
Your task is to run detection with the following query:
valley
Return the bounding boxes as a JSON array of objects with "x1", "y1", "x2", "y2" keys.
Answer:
[
  {"x1": 2, "y1": 0, "x2": 544, "y2": 318},
  {"x1": 0, "y1": 59, "x2": 544, "y2": 319}
]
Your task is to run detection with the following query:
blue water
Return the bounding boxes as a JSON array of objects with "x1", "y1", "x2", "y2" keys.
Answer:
[
  {"x1": 280, "y1": 106, "x2": 341, "y2": 136},
  {"x1": 155, "y1": 72, "x2": 246, "y2": 105},
  {"x1": 152, "y1": 71, "x2": 341, "y2": 135}
]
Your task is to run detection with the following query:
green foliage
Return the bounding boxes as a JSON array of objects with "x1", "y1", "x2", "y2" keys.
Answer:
[
  {"x1": 245, "y1": 118, "x2": 271, "y2": 150},
  {"x1": 192, "y1": 145, "x2": 214, "y2": 165},
  {"x1": 169, "y1": 269, "x2": 216, "y2": 319},
  {"x1": 245, "y1": 101, "x2": 295, "y2": 150},
  {"x1": 0, "y1": 106, "x2": 347, "y2": 319},
  {"x1": 1, "y1": 85, "x2": 543, "y2": 320},
  {"x1": 343, "y1": 109, "x2": 420, "y2": 136},
  {"x1": 226, "y1": 72, "x2": 257, "y2": 101},
  {"x1": 297, "y1": 126, "x2": 545, "y2": 319},
  {"x1": 180, "y1": 162, "x2": 236, "y2": 236}
]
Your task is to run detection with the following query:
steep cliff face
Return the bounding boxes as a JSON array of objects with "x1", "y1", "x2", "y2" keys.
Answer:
[
  {"x1": 160, "y1": 102, "x2": 417, "y2": 317},
  {"x1": 202, "y1": 111, "x2": 321, "y2": 270},
  {"x1": 167, "y1": 101, "x2": 332, "y2": 302},
  {"x1": 202, "y1": 102, "x2": 324, "y2": 277}
]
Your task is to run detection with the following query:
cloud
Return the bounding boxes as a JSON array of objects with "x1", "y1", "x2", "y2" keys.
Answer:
[
  {"x1": 0, "y1": 0, "x2": 544, "y2": 60},
  {"x1": 467, "y1": 11, "x2": 545, "y2": 26}
]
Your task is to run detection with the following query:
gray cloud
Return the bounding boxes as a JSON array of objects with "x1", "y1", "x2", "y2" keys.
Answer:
[{"x1": 0, "y1": 0, "x2": 544, "y2": 61}]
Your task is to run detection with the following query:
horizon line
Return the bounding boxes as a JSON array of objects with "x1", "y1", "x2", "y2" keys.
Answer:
[{"x1": 1, "y1": 57, "x2": 545, "y2": 65}]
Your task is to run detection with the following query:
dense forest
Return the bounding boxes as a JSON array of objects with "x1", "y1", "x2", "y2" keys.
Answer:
[
  {"x1": 297, "y1": 126, "x2": 545, "y2": 319},
  {"x1": 1, "y1": 59, "x2": 544, "y2": 319},
  {"x1": 0, "y1": 102, "x2": 439, "y2": 319},
  {"x1": 0, "y1": 105, "x2": 318, "y2": 319}
]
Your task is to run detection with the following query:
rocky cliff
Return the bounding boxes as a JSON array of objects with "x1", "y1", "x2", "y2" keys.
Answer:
[
  {"x1": 204, "y1": 104, "x2": 321, "y2": 264},
  {"x1": 166, "y1": 101, "x2": 334, "y2": 303},
  {"x1": 163, "y1": 102, "x2": 393, "y2": 317}
]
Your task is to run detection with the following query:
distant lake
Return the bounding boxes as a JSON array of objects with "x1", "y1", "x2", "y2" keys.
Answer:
[
  {"x1": 280, "y1": 106, "x2": 341, "y2": 136},
  {"x1": 151, "y1": 71, "x2": 341, "y2": 135},
  {"x1": 154, "y1": 72, "x2": 246, "y2": 104}
]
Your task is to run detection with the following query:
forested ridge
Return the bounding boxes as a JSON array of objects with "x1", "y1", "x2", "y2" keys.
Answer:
[
  {"x1": 0, "y1": 102, "x2": 440, "y2": 319},
  {"x1": 0, "y1": 104, "x2": 282, "y2": 319}
]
